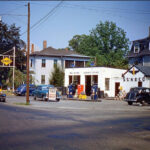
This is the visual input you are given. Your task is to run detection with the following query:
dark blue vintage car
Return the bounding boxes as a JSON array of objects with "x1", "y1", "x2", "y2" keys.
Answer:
[
  {"x1": 0, "y1": 93, "x2": 6, "y2": 102},
  {"x1": 14, "y1": 84, "x2": 36, "y2": 96},
  {"x1": 33, "y1": 85, "x2": 61, "y2": 101},
  {"x1": 125, "y1": 87, "x2": 150, "y2": 105}
]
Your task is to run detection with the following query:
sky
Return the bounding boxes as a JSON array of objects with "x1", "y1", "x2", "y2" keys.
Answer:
[{"x1": 0, "y1": 1, "x2": 150, "y2": 51}]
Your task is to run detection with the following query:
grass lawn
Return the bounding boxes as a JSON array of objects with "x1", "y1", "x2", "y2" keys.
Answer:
[{"x1": 14, "y1": 102, "x2": 31, "y2": 106}]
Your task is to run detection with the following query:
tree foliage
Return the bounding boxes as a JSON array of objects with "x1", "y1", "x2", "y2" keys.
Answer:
[
  {"x1": 5, "y1": 68, "x2": 26, "y2": 89},
  {"x1": 0, "y1": 21, "x2": 26, "y2": 87},
  {"x1": 69, "y1": 21, "x2": 130, "y2": 68},
  {"x1": 49, "y1": 65, "x2": 64, "y2": 87}
]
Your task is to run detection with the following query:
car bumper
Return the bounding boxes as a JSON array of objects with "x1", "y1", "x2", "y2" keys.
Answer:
[
  {"x1": 14, "y1": 91, "x2": 22, "y2": 95},
  {"x1": 124, "y1": 99, "x2": 137, "y2": 102},
  {"x1": 0, "y1": 95, "x2": 6, "y2": 102}
]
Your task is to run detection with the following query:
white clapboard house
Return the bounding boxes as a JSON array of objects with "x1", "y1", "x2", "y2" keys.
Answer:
[{"x1": 29, "y1": 41, "x2": 90, "y2": 85}]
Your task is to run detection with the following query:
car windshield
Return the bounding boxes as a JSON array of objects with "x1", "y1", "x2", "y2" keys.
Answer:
[
  {"x1": 42, "y1": 86, "x2": 49, "y2": 90},
  {"x1": 130, "y1": 88, "x2": 141, "y2": 92},
  {"x1": 36, "y1": 85, "x2": 54, "y2": 91},
  {"x1": 17, "y1": 85, "x2": 25, "y2": 90},
  {"x1": 37, "y1": 86, "x2": 42, "y2": 90}
]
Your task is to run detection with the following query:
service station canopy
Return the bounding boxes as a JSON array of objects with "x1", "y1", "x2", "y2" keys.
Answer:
[{"x1": 0, "y1": 55, "x2": 13, "y2": 67}]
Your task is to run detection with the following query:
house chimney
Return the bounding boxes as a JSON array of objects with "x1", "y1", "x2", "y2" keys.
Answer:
[
  {"x1": 31, "y1": 44, "x2": 34, "y2": 53},
  {"x1": 43, "y1": 40, "x2": 47, "y2": 49}
]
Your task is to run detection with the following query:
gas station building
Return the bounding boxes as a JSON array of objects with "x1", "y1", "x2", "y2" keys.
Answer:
[{"x1": 65, "y1": 67, "x2": 126, "y2": 97}]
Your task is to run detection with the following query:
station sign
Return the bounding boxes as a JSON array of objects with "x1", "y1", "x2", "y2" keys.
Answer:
[
  {"x1": 90, "y1": 61, "x2": 95, "y2": 66},
  {"x1": 1, "y1": 57, "x2": 12, "y2": 65},
  {"x1": 48, "y1": 87, "x2": 57, "y2": 100}
]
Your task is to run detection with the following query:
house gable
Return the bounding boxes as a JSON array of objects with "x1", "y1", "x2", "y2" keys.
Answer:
[{"x1": 122, "y1": 65, "x2": 150, "y2": 83}]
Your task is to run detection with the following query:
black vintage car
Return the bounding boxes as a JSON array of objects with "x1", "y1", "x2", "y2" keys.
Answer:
[{"x1": 125, "y1": 87, "x2": 150, "y2": 105}]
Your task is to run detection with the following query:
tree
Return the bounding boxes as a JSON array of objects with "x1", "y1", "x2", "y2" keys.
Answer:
[
  {"x1": 5, "y1": 68, "x2": 26, "y2": 89},
  {"x1": 69, "y1": 21, "x2": 130, "y2": 68},
  {"x1": 90, "y1": 21, "x2": 129, "y2": 56},
  {"x1": 0, "y1": 21, "x2": 26, "y2": 87},
  {"x1": 69, "y1": 34, "x2": 98, "y2": 56},
  {"x1": 49, "y1": 65, "x2": 64, "y2": 87}
]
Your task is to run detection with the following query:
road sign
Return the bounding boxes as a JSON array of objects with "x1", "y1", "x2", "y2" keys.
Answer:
[{"x1": 1, "y1": 57, "x2": 12, "y2": 65}]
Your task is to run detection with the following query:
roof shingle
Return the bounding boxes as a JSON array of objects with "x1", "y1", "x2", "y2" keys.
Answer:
[
  {"x1": 30, "y1": 47, "x2": 90, "y2": 58},
  {"x1": 135, "y1": 65, "x2": 150, "y2": 77}
]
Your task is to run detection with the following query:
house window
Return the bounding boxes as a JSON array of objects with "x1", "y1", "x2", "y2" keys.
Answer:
[
  {"x1": 75, "y1": 61, "x2": 84, "y2": 67},
  {"x1": 105, "y1": 78, "x2": 110, "y2": 91},
  {"x1": 65, "y1": 60, "x2": 74, "y2": 68},
  {"x1": 54, "y1": 59, "x2": 57, "y2": 67},
  {"x1": 30, "y1": 59, "x2": 33, "y2": 67},
  {"x1": 42, "y1": 59, "x2": 46, "y2": 67},
  {"x1": 134, "y1": 44, "x2": 140, "y2": 53},
  {"x1": 41, "y1": 75, "x2": 45, "y2": 84}
]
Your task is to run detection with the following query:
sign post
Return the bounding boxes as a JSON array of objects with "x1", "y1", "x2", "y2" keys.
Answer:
[
  {"x1": 0, "y1": 47, "x2": 15, "y2": 92},
  {"x1": 90, "y1": 61, "x2": 95, "y2": 85},
  {"x1": 12, "y1": 47, "x2": 15, "y2": 92},
  {"x1": 71, "y1": 63, "x2": 75, "y2": 84}
]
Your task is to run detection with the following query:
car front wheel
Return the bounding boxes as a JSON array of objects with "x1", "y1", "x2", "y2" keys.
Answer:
[
  {"x1": 128, "y1": 101, "x2": 133, "y2": 105},
  {"x1": 34, "y1": 96, "x2": 36, "y2": 100},
  {"x1": 56, "y1": 98, "x2": 60, "y2": 102}
]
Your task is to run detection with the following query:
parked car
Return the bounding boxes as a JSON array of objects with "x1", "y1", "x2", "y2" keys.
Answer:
[
  {"x1": 124, "y1": 87, "x2": 150, "y2": 105},
  {"x1": 0, "y1": 93, "x2": 6, "y2": 102},
  {"x1": 32, "y1": 85, "x2": 61, "y2": 101},
  {"x1": 14, "y1": 84, "x2": 36, "y2": 96}
]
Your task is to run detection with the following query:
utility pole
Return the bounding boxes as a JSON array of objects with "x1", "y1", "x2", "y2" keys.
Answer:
[
  {"x1": 12, "y1": 46, "x2": 15, "y2": 92},
  {"x1": 26, "y1": 2, "x2": 30, "y2": 104}
]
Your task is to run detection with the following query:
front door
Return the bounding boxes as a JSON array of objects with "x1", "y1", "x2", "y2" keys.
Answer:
[
  {"x1": 85, "y1": 75, "x2": 91, "y2": 96},
  {"x1": 138, "y1": 81, "x2": 142, "y2": 87},
  {"x1": 115, "y1": 82, "x2": 120, "y2": 96},
  {"x1": 69, "y1": 76, "x2": 72, "y2": 85}
]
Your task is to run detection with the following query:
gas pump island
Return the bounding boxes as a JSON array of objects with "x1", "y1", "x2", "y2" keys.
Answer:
[{"x1": 67, "y1": 83, "x2": 99, "y2": 101}]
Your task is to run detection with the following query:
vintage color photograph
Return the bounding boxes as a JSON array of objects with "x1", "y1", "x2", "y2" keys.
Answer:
[{"x1": 0, "y1": 1, "x2": 150, "y2": 150}]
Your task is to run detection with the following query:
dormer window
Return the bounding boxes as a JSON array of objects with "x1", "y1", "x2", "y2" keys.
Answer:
[{"x1": 134, "y1": 43, "x2": 140, "y2": 53}]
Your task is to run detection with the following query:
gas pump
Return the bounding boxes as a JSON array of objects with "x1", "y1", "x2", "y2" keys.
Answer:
[
  {"x1": 91, "y1": 83, "x2": 98, "y2": 100},
  {"x1": 67, "y1": 83, "x2": 76, "y2": 98}
]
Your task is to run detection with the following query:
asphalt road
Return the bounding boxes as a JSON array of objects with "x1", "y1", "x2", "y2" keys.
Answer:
[{"x1": 0, "y1": 96, "x2": 150, "y2": 150}]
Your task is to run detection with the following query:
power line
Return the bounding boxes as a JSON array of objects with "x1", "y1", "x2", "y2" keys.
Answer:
[
  {"x1": 29, "y1": 2, "x2": 150, "y2": 14},
  {"x1": 31, "y1": 2, "x2": 63, "y2": 33},
  {"x1": 0, "y1": 48, "x2": 14, "y2": 55},
  {"x1": 0, "y1": 5, "x2": 24, "y2": 14},
  {"x1": 30, "y1": 1, "x2": 63, "y2": 30},
  {"x1": 0, "y1": 14, "x2": 27, "y2": 16},
  {"x1": 58, "y1": 3, "x2": 150, "y2": 23},
  {"x1": 0, "y1": 2, "x2": 26, "y2": 7},
  {"x1": 21, "y1": 1, "x2": 64, "y2": 36},
  {"x1": 62, "y1": 3, "x2": 150, "y2": 15}
]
